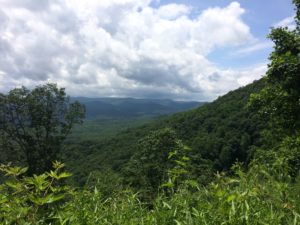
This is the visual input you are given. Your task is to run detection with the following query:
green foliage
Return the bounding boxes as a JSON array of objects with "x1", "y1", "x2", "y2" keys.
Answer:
[
  {"x1": 249, "y1": 7, "x2": 300, "y2": 135},
  {"x1": 248, "y1": 1, "x2": 300, "y2": 183},
  {"x1": 149, "y1": 162, "x2": 300, "y2": 225},
  {"x1": 0, "y1": 83, "x2": 85, "y2": 175},
  {"x1": 162, "y1": 144, "x2": 192, "y2": 191},
  {"x1": 0, "y1": 161, "x2": 72, "y2": 224},
  {"x1": 2, "y1": 156, "x2": 297, "y2": 225},
  {"x1": 63, "y1": 80, "x2": 265, "y2": 186},
  {"x1": 124, "y1": 128, "x2": 190, "y2": 200},
  {"x1": 254, "y1": 135, "x2": 300, "y2": 179},
  {"x1": 84, "y1": 168, "x2": 123, "y2": 199},
  {"x1": 62, "y1": 188, "x2": 147, "y2": 224},
  {"x1": 67, "y1": 116, "x2": 156, "y2": 143}
]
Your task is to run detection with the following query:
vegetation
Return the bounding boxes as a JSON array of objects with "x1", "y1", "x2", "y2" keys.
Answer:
[
  {"x1": 67, "y1": 116, "x2": 157, "y2": 143},
  {"x1": 1, "y1": 0, "x2": 300, "y2": 224},
  {"x1": 62, "y1": 78, "x2": 265, "y2": 186},
  {"x1": 0, "y1": 162, "x2": 72, "y2": 224},
  {"x1": 1, "y1": 154, "x2": 299, "y2": 224},
  {"x1": 124, "y1": 128, "x2": 193, "y2": 202},
  {"x1": 0, "y1": 84, "x2": 85, "y2": 175},
  {"x1": 248, "y1": 0, "x2": 300, "y2": 180},
  {"x1": 66, "y1": 98, "x2": 204, "y2": 143}
]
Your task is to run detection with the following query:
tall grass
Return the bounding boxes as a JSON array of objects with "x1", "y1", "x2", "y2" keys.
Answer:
[{"x1": 1, "y1": 158, "x2": 299, "y2": 224}]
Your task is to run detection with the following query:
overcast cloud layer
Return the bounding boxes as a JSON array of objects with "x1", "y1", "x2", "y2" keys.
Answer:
[{"x1": 0, "y1": 0, "x2": 268, "y2": 100}]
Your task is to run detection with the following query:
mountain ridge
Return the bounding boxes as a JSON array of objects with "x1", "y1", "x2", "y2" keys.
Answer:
[{"x1": 71, "y1": 97, "x2": 206, "y2": 119}]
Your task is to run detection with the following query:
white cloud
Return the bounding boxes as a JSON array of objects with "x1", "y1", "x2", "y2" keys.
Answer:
[
  {"x1": 156, "y1": 4, "x2": 191, "y2": 20},
  {"x1": 195, "y1": 2, "x2": 252, "y2": 51},
  {"x1": 236, "y1": 64, "x2": 267, "y2": 86},
  {"x1": 235, "y1": 41, "x2": 273, "y2": 55},
  {"x1": 0, "y1": 0, "x2": 264, "y2": 100},
  {"x1": 274, "y1": 15, "x2": 296, "y2": 30}
]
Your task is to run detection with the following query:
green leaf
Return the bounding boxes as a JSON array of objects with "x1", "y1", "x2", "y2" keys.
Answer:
[
  {"x1": 46, "y1": 194, "x2": 66, "y2": 203},
  {"x1": 226, "y1": 195, "x2": 236, "y2": 202},
  {"x1": 57, "y1": 172, "x2": 72, "y2": 179}
]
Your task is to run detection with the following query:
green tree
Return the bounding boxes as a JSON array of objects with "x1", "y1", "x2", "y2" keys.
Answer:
[
  {"x1": 124, "y1": 128, "x2": 189, "y2": 201},
  {"x1": 249, "y1": 0, "x2": 300, "y2": 136},
  {"x1": 249, "y1": 0, "x2": 300, "y2": 178},
  {"x1": 0, "y1": 84, "x2": 85, "y2": 175}
]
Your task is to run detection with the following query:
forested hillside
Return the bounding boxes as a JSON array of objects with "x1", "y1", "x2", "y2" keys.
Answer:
[
  {"x1": 63, "y1": 79, "x2": 266, "y2": 185},
  {"x1": 67, "y1": 98, "x2": 204, "y2": 142}
]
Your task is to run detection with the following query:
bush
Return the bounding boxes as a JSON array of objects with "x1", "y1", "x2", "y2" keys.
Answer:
[{"x1": 0, "y1": 161, "x2": 72, "y2": 224}]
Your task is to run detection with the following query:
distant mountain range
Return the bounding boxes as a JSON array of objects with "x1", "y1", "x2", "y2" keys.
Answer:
[{"x1": 72, "y1": 97, "x2": 206, "y2": 119}]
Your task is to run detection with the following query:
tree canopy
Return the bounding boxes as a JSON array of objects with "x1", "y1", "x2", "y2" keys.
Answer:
[
  {"x1": 248, "y1": 0, "x2": 300, "y2": 178},
  {"x1": 0, "y1": 83, "x2": 85, "y2": 175},
  {"x1": 249, "y1": 0, "x2": 300, "y2": 136}
]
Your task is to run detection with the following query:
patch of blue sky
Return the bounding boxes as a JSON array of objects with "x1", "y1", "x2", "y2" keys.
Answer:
[{"x1": 153, "y1": 0, "x2": 294, "y2": 69}]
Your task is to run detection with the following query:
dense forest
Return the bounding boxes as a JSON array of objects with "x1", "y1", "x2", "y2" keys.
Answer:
[
  {"x1": 0, "y1": 0, "x2": 300, "y2": 224},
  {"x1": 63, "y1": 79, "x2": 266, "y2": 186},
  {"x1": 66, "y1": 98, "x2": 204, "y2": 142}
]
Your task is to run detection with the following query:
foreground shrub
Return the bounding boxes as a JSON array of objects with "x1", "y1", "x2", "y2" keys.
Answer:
[
  {"x1": 0, "y1": 161, "x2": 72, "y2": 224},
  {"x1": 1, "y1": 158, "x2": 299, "y2": 225}
]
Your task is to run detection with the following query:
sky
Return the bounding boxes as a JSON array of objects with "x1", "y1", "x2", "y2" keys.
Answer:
[{"x1": 0, "y1": 0, "x2": 295, "y2": 101}]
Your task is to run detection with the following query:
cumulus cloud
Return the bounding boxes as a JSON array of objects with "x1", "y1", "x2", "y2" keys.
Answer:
[{"x1": 0, "y1": 0, "x2": 264, "y2": 100}]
